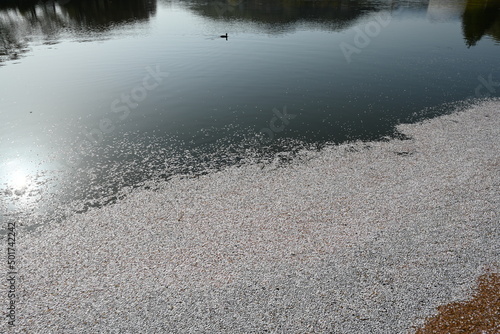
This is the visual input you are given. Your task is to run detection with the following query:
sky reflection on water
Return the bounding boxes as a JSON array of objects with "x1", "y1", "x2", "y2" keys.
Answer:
[{"x1": 0, "y1": 0, "x2": 499, "y2": 233}]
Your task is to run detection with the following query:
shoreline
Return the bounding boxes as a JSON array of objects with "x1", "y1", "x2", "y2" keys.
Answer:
[{"x1": 8, "y1": 99, "x2": 500, "y2": 332}]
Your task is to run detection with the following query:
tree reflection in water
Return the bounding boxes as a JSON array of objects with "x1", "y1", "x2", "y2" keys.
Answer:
[
  {"x1": 0, "y1": 0, "x2": 157, "y2": 64},
  {"x1": 0, "y1": 0, "x2": 499, "y2": 65}
]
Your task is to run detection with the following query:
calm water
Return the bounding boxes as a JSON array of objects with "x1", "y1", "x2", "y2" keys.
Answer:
[{"x1": 1, "y1": 0, "x2": 499, "y2": 232}]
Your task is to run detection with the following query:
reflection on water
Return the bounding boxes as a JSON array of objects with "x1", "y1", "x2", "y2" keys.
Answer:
[
  {"x1": 0, "y1": 0, "x2": 156, "y2": 64},
  {"x1": 189, "y1": 0, "x2": 381, "y2": 31},
  {"x1": 1, "y1": 0, "x2": 499, "y2": 65},
  {"x1": 462, "y1": 0, "x2": 500, "y2": 46},
  {"x1": 428, "y1": 0, "x2": 500, "y2": 45},
  {"x1": 0, "y1": 0, "x2": 499, "y2": 235},
  {"x1": 189, "y1": 0, "x2": 500, "y2": 46}
]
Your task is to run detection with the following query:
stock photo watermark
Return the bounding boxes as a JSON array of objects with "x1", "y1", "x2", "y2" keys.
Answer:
[
  {"x1": 474, "y1": 73, "x2": 500, "y2": 98},
  {"x1": 5, "y1": 219, "x2": 17, "y2": 327},
  {"x1": 340, "y1": 12, "x2": 392, "y2": 64},
  {"x1": 65, "y1": 65, "x2": 168, "y2": 167},
  {"x1": 259, "y1": 106, "x2": 296, "y2": 143},
  {"x1": 339, "y1": 0, "x2": 412, "y2": 64}
]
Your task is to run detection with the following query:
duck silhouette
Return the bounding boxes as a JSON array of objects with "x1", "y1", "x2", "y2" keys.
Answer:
[{"x1": 220, "y1": 33, "x2": 228, "y2": 40}]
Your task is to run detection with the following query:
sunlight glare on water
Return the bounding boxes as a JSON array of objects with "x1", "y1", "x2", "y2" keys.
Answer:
[{"x1": 0, "y1": 0, "x2": 499, "y2": 234}]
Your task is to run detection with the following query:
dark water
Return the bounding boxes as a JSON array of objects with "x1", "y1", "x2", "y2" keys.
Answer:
[{"x1": 1, "y1": 0, "x2": 499, "y2": 232}]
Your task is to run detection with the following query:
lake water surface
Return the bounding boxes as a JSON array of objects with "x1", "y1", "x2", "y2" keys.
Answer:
[{"x1": 1, "y1": 0, "x2": 499, "y2": 233}]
